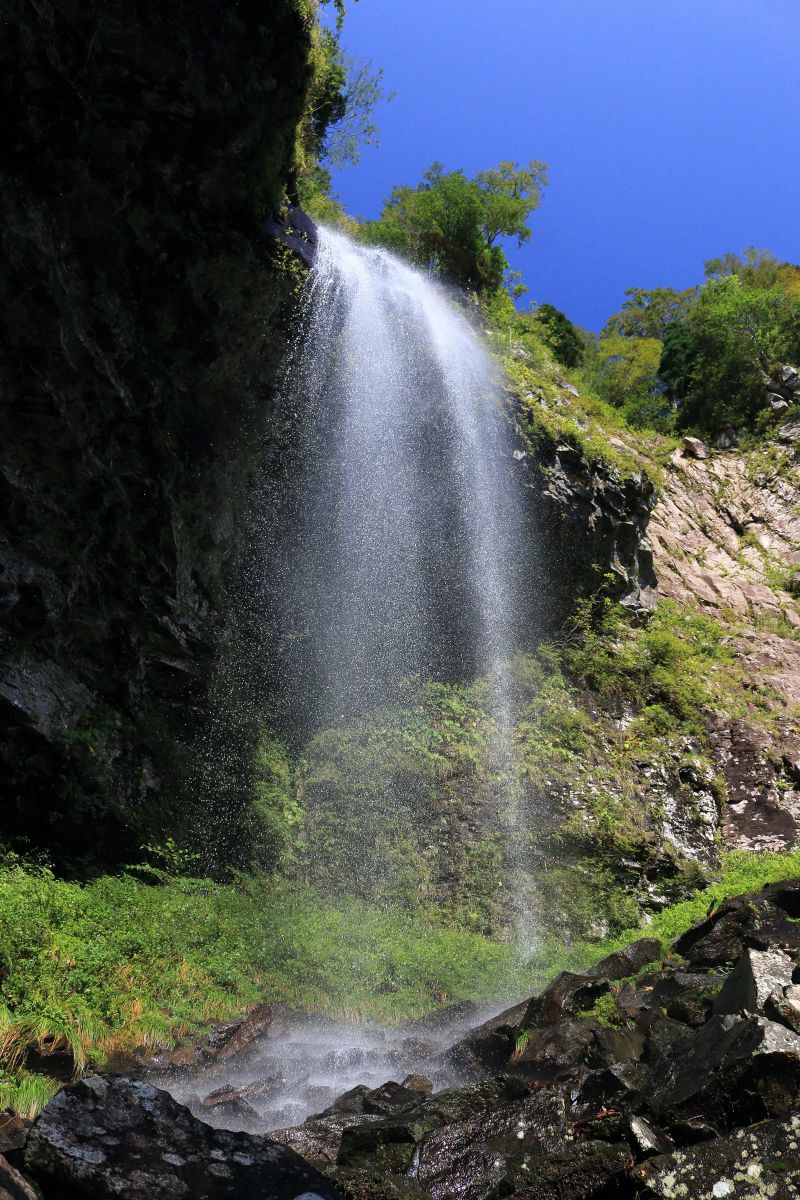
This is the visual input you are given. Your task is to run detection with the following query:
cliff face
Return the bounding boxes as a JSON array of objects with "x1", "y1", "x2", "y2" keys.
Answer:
[
  {"x1": 649, "y1": 431, "x2": 800, "y2": 852},
  {"x1": 0, "y1": 0, "x2": 313, "y2": 865}
]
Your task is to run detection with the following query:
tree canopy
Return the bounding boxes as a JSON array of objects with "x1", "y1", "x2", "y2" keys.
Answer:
[{"x1": 360, "y1": 160, "x2": 548, "y2": 298}]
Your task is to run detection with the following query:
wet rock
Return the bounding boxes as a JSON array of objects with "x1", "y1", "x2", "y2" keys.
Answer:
[
  {"x1": 264, "y1": 205, "x2": 318, "y2": 268},
  {"x1": 24, "y1": 1076, "x2": 343, "y2": 1199},
  {"x1": 361, "y1": 1081, "x2": 431, "y2": 1116},
  {"x1": 590, "y1": 1025, "x2": 649, "y2": 1092},
  {"x1": 648, "y1": 1013, "x2": 800, "y2": 1123},
  {"x1": 438, "y1": 1006, "x2": 523, "y2": 1080},
  {"x1": 270, "y1": 1113, "x2": 385, "y2": 1168},
  {"x1": 766, "y1": 984, "x2": 800, "y2": 1034},
  {"x1": 672, "y1": 882, "x2": 800, "y2": 967},
  {"x1": 683, "y1": 436, "x2": 709, "y2": 459},
  {"x1": 326, "y1": 1086, "x2": 372, "y2": 1115},
  {"x1": 521, "y1": 971, "x2": 610, "y2": 1026},
  {"x1": 584, "y1": 937, "x2": 662, "y2": 981},
  {"x1": 666, "y1": 1116, "x2": 721, "y2": 1147},
  {"x1": 214, "y1": 1003, "x2": 275, "y2": 1062},
  {"x1": 629, "y1": 1115, "x2": 673, "y2": 1157},
  {"x1": 509, "y1": 1018, "x2": 596, "y2": 1081},
  {"x1": 636, "y1": 1112, "x2": 800, "y2": 1198},
  {"x1": 415, "y1": 1088, "x2": 636, "y2": 1200},
  {"x1": 401, "y1": 1074, "x2": 433, "y2": 1095},
  {"x1": 0, "y1": 1117, "x2": 30, "y2": 1156},
  {"x1": 714, "y1": 947, "x2": 795, "y2": 1016},
  {"x1": 198, "y1": 1085, "x2": 260, "y2": 1124},
  {"x1": 0, "y1": 1155, "x2": 38, "y2": 1200}
]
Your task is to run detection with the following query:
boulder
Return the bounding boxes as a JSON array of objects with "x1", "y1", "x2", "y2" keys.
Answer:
[
  {"x1": 636, "y1": 1113, "x2": 800, "y2": 1198},
  {"x1": 584, "y1": 937, "x2": 662, "y2": 981},
  {"x1": 648, "y1": 1013, "x2": 800, "y2": 1122},
  {"x1": 672, "y1": 882, "x2": 800, "y2": 967},
  {"x1": 628, "y1": 1115, "x2": 673, "y2": 1157},
  {"x1": 269, "y1": 1113, "x2": 384, "y2": 1168},
  {"x1": 521, "y1": 971, "x2": 609, "y2": 1027},
  {"x1": 23, "y1": 1076, "x2": 343, "y2": 1200},
  {"x1": 779, "y1": 364, "x2": 800, "y2": 392},
  {"x1": 415, "y1": 1088, "x2": 636, "y2": 1200},
  {"x1": 683, "y1": 436, "x2": 709, "y2": 459},
  {"x1": 401, "y1": 1074, "x2": 433, "y2": 1094},
  {"x1": 713, "y1": 426, "x2": 737, "y2": 450},
  {"x1": 509, "y1": 1018, "x2": 596, "y2": 1080},
  {"x1": 778, "y1": 418, "x2": 800, "y2": 443},
  {"x1": 214, "y1": 1002, "x2": 276, "y2": 1062},
  {"x1": 769, "y1": 398, "x2": 791, "y2": 418},
  {"x1": 714, "y1": 947, "x2": 795, "y2": 1016},
  {"x1": 197, "y1": 1085, "x2": 260, "y2": 1124}
]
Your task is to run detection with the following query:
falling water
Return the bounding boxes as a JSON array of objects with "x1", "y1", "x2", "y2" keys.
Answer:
[
  {"x1": 271, "y1": 227, "x2": 531, "y2": 728},
  {"x1": 173, "y1": 227, "x2": 540, "y2": 1134}
]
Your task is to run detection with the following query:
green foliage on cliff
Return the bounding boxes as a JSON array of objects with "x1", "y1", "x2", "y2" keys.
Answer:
[
  {"x1": 359, "y1": 161, "x2": 548, "y2": 298},
  {"x1": 592, "y1": 248, "x2": 800, "y2": 437}
]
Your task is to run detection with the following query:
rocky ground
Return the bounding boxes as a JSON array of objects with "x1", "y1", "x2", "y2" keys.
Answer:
[{"x1": 5, "y1": 877, "x2": 800, "y2": 1198}]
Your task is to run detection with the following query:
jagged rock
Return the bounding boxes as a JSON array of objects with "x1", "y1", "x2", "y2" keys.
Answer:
[
  {"x1": 636, "y1": 1113, "x2": 800, "y2": 1198},
  {"x1": 515, "y1": 422, "x2": 658, "y2": 620},
  {"x1": 585, "y1": 937, "x2": 662, "y2": 981},
  {"x1": 270, "y1": 1113, "x2": 385, "y2": 1168},
  {"x1": 779, "y1": 364, "x2": 800, "y2": 392},
  {"x1": 214, "y1": 1003, "x2": 276, "y2": 1062},
  {"x1": 521, "y1": 971, "x2": 609, "y2": 1026},
  {"x1": 0, "y1": 0, "x2": 316, "y2": 863},
  {"x1": 769, "y1": 398, "x2": 791, "y2": 418},
  {"x1": 335, "y1": 1077, "x2": 529, "y2": 1174},
  {"x1": 0, "y1": 1117, "x2": 30, "y2": 1156},
  {"x1": 401, "y1": 1074, "x2": 433, "y2": 1094},
  {"x1": 683, "y1": 436, "x2": 709, "y2": 459},
  {"x1": 628, "y1": 1115, "x2": 673, "y2": 1156},
  {"x1": 714, "y1": 947, "x2": 795, "y2": 1016},
  {"x1": 509, "y1": 1018, "x2": 596, "y2": 1080},
  {"x1": 198, "y1": 1085, "x2": 260, "y2": 1123},
  {"x1": 765, "y1": 984, "x2": 800, "y2": 1034},
  {"x1": 415, "y1": 1087, "x2": 636, "y2": 1200},
  {"x1": 24, "y1": 1076, "x2": 343, "y2": 1200},
  {"x1": 672, "y1": 881, "x2": 800, "y2": 966},
  {"x1": 439, "y1": 1004, "x2": 525, "y2": 1079},
  {"x1": 713, "y1": 426, "x2": 738, "y2": 450},
  {"x1": 264, "y1": 205, "x2": 318, "y2": 268},
  {"x1": 648, "y1": 1013, "x2": 800, "y2": 1122},
  {"x1": 778, "y1": 418, "x2": 800, "y2": 442}
]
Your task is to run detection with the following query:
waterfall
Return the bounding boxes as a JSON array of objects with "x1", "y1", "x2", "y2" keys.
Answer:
[
  {"x1": 251, "y1": 225, "x2": 538, "y2": 941},
  {"x1": 274, "y1": 228, "x2": 530, "y2": 720}
]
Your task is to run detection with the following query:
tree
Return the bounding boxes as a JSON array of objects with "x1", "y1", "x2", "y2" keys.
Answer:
[
  {"x1": 534, "y1": 303, "x2": 585, "y2": 368},
  {"x1": 703, "y1": 246, "x2": 783, "y2": 289},
  {"x1": 659, "y1": 276, "x2": 800, "y2": 432},
  {"x1": 586, "y1": 335, "x2": 669, "y2": 430},
  {"x1": 297, "y1": 23, "x2": 387, "y2": 218},
  {"x1": 603, "y1": 286, "x2": 697, "y2": 340},
  {"x1": 360, "y1": 160, "x2": 548, "y2": 298}
]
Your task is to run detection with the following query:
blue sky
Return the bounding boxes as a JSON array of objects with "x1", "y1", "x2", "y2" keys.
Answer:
[{"x1": 328, "y1": 0, "x2": 800, "y2": 331}]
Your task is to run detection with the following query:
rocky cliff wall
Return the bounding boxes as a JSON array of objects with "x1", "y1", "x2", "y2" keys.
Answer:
[{"x1": 0, "y1": 0, "x2": 314, "y2": 866}]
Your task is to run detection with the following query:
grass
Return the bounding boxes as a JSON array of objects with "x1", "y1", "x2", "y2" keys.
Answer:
[
  {"x1": 520, "y1": 848, "x2": 800, "y2": 992},
  {"x1": 0, "y1": 847, "x2": 798, "y2": 1116}
]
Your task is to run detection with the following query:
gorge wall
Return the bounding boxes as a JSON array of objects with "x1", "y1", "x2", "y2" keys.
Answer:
[{"x1": 0, "y1": 0, "x2": 314, "y2": 865}]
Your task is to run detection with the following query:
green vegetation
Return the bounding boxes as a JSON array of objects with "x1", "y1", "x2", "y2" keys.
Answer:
[
  {"x1": 587, "y1": 248, "x2": 800, "y2": 437},
  {"x1": 1, "y1": 846, "x2": 799, "y2": 1116},
  {"x1": 359, "y1": 160, "x2": 548, "y2": 298}
]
